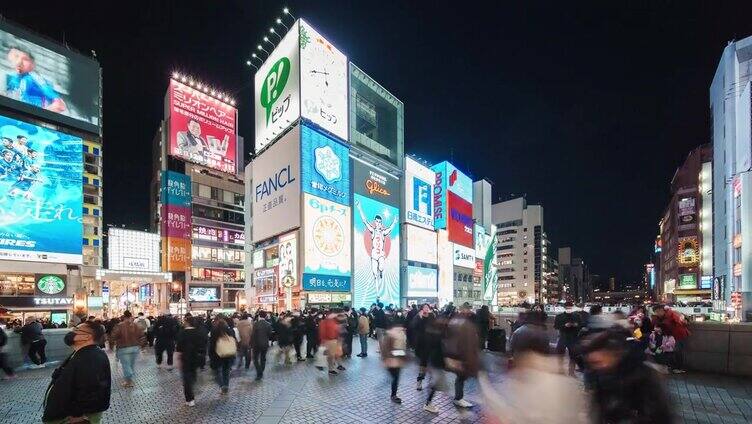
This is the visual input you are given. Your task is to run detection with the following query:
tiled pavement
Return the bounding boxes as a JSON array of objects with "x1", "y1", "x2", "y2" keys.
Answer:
[{"x1": 0, "y1": 340, "x2": 750, "y2": 423}]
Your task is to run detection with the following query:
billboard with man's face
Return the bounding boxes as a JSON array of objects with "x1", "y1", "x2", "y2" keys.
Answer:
[
  {"x1": 0, "y1": 21, "x2": 101, "y2": 133},
  {"x1": 168, "y1": 79, "x2": 237, "y2": 174}
]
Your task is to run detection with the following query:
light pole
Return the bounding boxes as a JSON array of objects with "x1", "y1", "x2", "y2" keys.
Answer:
[{"x1": 269, "y1": 27, "x2": 282, "y2": 42}]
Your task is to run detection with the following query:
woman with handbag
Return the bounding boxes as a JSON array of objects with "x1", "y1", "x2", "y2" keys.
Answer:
[{"x1": 208, "y1": 314, "x2": 237, "y2": 395}]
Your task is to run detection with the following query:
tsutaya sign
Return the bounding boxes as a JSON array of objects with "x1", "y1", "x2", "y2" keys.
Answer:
[{"x1": 33, "y1": 297, "x2": 73, "y2": 306}]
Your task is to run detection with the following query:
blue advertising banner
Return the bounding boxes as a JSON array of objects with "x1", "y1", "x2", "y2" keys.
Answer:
[
  {"x1": 0, "y1": 114, "x2": 82, "y2": 263},
  {"x1": 353, "y1": 193, "x2": 400, "y2": 308},
  {"x1": 302, "y1": 273, "x2": 351, "y2": 292},
  {"x1": 432, "y1": 161, "x2": 472, "y2": 225},
  {"x1": 301, "y1": 124, "x2": 350, "y2": 205},
  {"x1": 161, "y1": 170, "x2": 191, "y2": 207}
]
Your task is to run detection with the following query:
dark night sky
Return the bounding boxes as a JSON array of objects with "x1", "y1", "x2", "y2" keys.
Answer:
[{"x1": 3, "y1": 1, "x2": 752, "y2": 283}]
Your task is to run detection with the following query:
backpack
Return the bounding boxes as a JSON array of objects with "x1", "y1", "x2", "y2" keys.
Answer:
[{"x1": 215, "y1": 334, "x2": 237, "y2": 358}]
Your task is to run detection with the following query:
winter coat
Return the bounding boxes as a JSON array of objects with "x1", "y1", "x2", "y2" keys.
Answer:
[
  {"x1": 380, "y1": 327, "x2": 407, "y2": 369},
  {"x1": 176, "y1": 327, "x2": 208, "y2": 369},
  {"x1": 443, "y1": 315, "x2": 480, "y2": 378},
  {"x1": 236, "y1": 319, "x2": 253, "y2": 348}
]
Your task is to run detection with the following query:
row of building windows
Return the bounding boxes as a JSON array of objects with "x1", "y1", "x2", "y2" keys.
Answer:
[
  {"x1": 192, "y1": 182, "x2": 244, "y2": 207},
  {"x1": 455, "y1": 289, "x2": 481, "y2": 299},
  {"x1": 191, "y1": 246, "x2": 245, "y2": 264},
  {"x1": 193, "y1": 204, "x2": 244, "y2": 225}
]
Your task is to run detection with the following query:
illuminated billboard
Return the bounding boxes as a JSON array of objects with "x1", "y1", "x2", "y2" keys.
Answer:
[
  {"x1": 482, "y1": 224, "x2": 498, "y2": 301},
  {"x1": 108, "y1": 228, "x2": 160, "y2": 272},
  {"x1": 433, "y1": 161, "x2": 472, "y2": 204},
  {"x1": 168, "y1": 79, "x2": 237, "y2": 174},
  {"x1": 299, "y1": 19, "x2": 349, "y2": 142},
  {"x1": 0, "y1": 21, "x2": 101, "y2": 133},
  {"x1": 405, "y1": 224, "x2": 437, "y2": 265},
  {"x1": 301, "y1": 124, "x2": 350, "y2": 205},
  {"x1": 160, "y1": 171, "x2": 192, "y2": 272},
  {"x1": 163, "y1": 237, "x2": 190, "y2": 272},
  {"x1": 252, "y1": 125, "x2": 300, "y2": 242},
  {"x1": 677, "y1": 236, "x2": 699, "y2": 266},
  {"x1": 474, "y1": 224, "x2": 491, "y2": 258},
  {"x1": 679, "y1": 273, "x2": 697, "y2": 289},
  {"x1": 254, "y1": 21, "x2": 300, "y2": 153},
  {"x1": 406, "y1": 265, "x2": 437, "y2": 298},
  {"x1": 353, "y1": 194, "x2": 400, "y2": 308},
  {"x1": 278, "y1": 231, "x2": 298, "y2": 290},
  {"x1": 404, "y1": 157, "x2": 434, "y2": 229},
  {"x1": 303, "y1": 194, "x2": 351, "y2": 290},
  {"x1": 352, "y1": 160, "x2": 400, "y2": 207},
  {"x1": 192, "y1": 225, "x2": 244, "y2": 245},
  {"x1": 0, "y1": 114, "x2": 82, "y2": 263},
  {"x1": 447, "y1": 192, "x2": 474, "y2": 247},
  {"x1": 453, "y1": 243, "x2": 475, "y2": 269},
  {"x1": 437, "y1": 229, "x2": 453, "y2": 305}
]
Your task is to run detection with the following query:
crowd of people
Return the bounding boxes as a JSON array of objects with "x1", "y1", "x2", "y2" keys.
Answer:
[{"x1": 0, "y1": 301, "x2": 688, "y2": 423}]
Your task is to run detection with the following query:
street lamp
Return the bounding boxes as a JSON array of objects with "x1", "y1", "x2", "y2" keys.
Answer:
[
  {"x1": 257, "y1": 44, "x2": 269, "y2": 56},
  {"x1": 269, "y1": 27, "x2": 282, "y2": 41},
  {"x1": 263, "y1": 36, "x2": 276, "y2": 49},
  {"x1": 283, "y1": 7, "x2": 295, "y2": 21},
  {"x1": 276, "y1": 17, "x2": 288, "y2": 31}
]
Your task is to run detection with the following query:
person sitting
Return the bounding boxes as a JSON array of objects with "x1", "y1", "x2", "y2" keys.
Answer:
[{"x1": 646, "y1": 325, "x2": 676, "y2": 371}]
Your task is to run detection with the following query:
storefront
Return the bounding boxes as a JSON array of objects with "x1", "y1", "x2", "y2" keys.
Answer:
[
  {"x1": 96, "y1": 269, "x2": 173, "y2": 317},
  {"x1": 254, "y1": 268, "x2": 278, "y2": 312},
  {"x1": 252, "y1": 231, "x2": 300, "y2": 311},
  {"x1": 0, "y1": 273, "x2": 73, "y2": 323}
]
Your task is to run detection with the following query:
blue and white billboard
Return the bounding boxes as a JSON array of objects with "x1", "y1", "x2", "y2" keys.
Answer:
[
  {"x1": 0, "y1": 114, "x2": 82, "y2": 263},
  {"x1": 406, "y1": 265, "x2": 438, "y2": 298},
  {"x1": 404, "y1": 157, "x2": 434, "y2": 230},
  {"x1": 432, "y1": 161, "x2": 472, "y2": 225},
  {"x1": 353, "y1": 193, "x2": 400, "y2": 308},
  {"x1": 301, "y1": 124, "x2": 349, "y2": 205},
  {"x1": 303, "y1": 194, "x2": 351, "y2": 291}
]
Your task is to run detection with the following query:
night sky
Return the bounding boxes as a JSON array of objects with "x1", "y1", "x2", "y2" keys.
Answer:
[{"x1": 3, "y1": 1, "x2": 752, "y2": 284}]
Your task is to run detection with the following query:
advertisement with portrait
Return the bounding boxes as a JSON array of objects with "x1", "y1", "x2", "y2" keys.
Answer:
[
  {"x1": 278, "y1": 231, "x2": 298, "y2": 290},
  {"x1": 677, "y1": 236, "x2": 699, "y2": 266},
  {"x1": 0, "y1": 21, "x2": 101, "y2": 133},
  {"x1": 254, "y1": 21, "x2": 300, "y2": 153},
  {"x1": 168, "y1": 79, "x2": 237, "y2": 174},
  {"x1": 299, "y1": 19, "x2": 348, "y2": 142},
  {"x1": 252, "y1": 125, "x2": 300, "y2": 242},
  {"x1": 303, "y1": 193, "x2": 351, "y2": 290},
  {"x1": 353, "y1": 193, "x2": 400, "y2": 308},
  {"x1": 406, "y1": 265, "x2": 437, "y2": 298},
  {"x1": 301, "y1": 124, "x2": 349, "y2": 205},
  {"x1": 0, "y1": 114, "x2": 82, "y2": 264},
  {"x1": 447, "y1": 191, "x2": 474, "y2": 248},
  {"x1": 352, "y1": 159, "x2": 400, "y2": 207},
  {"x1": 404, "y1": 157, "x2": 434, "y2": 229},
  {"x1": 437, "y1": 230, "x2": 453, "y2": 305},
  {"x1": 405, "y1": 224, "x2": 437, "y2": 265},
  {"x1": 453, "y1": 243, "x2": 475, "y2": 269}
]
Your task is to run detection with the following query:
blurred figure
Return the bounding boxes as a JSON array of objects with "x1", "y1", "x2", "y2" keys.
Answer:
[
  {"x1": 304, "y1": 309, "x2": 320, "y2": 359},
  {"x1": 319, "y1": 310, "x2": 345, "y2": 374},
  {"x1": 479, "y1": 321, "x2": 587, "y2": 423},
  {"x1": 381, "y1": 318, "x2": 407, "y2": 404},
  {"x1": 291, "y1": 310, "x2": 306, "y2": 362},
  {"x1": 583, "y1": 330, "x2": 675, "y2": 423},
  {"x1": 443, "y1": 303, "x2": 480, "y2": 409},
  {"x1": 651, "y1": 304, "x2": 690, "y2": 374},
  {"x1": 554, "y1": 302, "x2": 582, "y2": 376},
  {"x1": 0, "y1": 324, "x2": 15, "y2": 379},
  {"x1": 236, "y1": 313, "x2": 253, "y2": 370},
  {"x1": 343, "y1": 307, "x2": 357, "y2": 358},
  {"x1": 112, "y1": 311, "x2": 146, "y2": 388},
  {"x1": 372, "y1": 302, "x2": 387, "y2": 341},
  {"x1": 411, "y1": 303, "x2": 434, "y2": 390},
  {"x1": 423, "y1": 314, "x2": 450, "y2": 413},
  {"x1": 510, "y1": 310, "x2": 549, "y2": 358},
  {"x1": 18, "y1": 316, "x2": 46, "y2": 368},
  {"x1": 475, "y1": 305, "x2": 492, "y2": 350},
  {"x1": 176, "y1": 316, "x2": 207, "y2": 407},
  {"x1": 275, "y1": 313, "x2": 293, "y2": 365},
  {"x1": 154, "y1": 314, "x2": 179, "y2": 369},
  {"x1": 134, "y1": 312, "x2": 150, "y2": 342},
  {"x1": 357, "y1": 307, "x2": 370, "y2": 357},
  {"x1": 647, "y1": 324, "x2": 677, "y2": 372},
  {"x1": 208, "y1": 315, "x2": 236, "y2": 395},
  {"x1": 252, "y1": 310, "x2": 272, "y2": 380}
]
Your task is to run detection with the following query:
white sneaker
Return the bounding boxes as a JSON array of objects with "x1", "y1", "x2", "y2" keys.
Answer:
[
  {"x1": 454, "y1": 398, "x2": 474, "y2": 408},
  {"x1": 186, "y1": 400, "x2": 195, "y2": 407},
  {"x1": 424, "y1": 403, "x2": 439, "y2": 414}
]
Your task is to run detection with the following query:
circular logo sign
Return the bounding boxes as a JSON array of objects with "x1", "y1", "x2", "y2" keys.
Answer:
[
  {"x1": 312, "y1": 216, "x2": 344, "y2": 257},
  {"x1": 282, "y1": 275, "x2": 295, "y2": 288},
  {"x1": 37, "y1": 275, "x2": 65, "y2": 295}
]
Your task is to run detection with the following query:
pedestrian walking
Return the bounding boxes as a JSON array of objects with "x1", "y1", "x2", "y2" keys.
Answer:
[
  {"x1": 475, "y1": 305, "x2": 492, "y2": 350},
  {"x1": 343, "y1": 307, "x2": 357, "y2": 358},
  {"x1": 17, "y1": 316, "x2": 46, "y2": 368},
  {"x1": 176, "y1": 316, "x2": 207, "y2": 407},
  {"x1": 357, "y1": 307, "x2": 370, "y2": 357},
  {"x1": 381, "y1": 319, "x2": 407, "y2": 404},
  {"x1": 319, "y1": 310, "x2": 345, "y2": 374},
  {"x1": 111, "y1": 310, "x2": 146, "y2": 387},
  {"x1": 208, "y1": 315, "x2": 236, "y2": 395},
  {"x1": 304, "y1": 310, "x2": 320, "y2": 359},
  {"x1": 42, "y1": 321, "x2": 111, "y2": 424},
  {"x1": 443, "y1": 303, "x2": 480, "y2": 409},
  {"x1": 372, "y1": 303, "x2": 387, "y2": 341},
  {"x1": 252, "y1": 310, "x2": 272, "y2": 380},
  {"x1": 554, "y1": 302, "x2": 582, "y2": 376},
  {"x1": 275, "y1": 313, "x2": 294, "y2": 365},
  {"x1": 291, "y1": 311, "x2": 306, "y2": 362},
  {"x1": 154, "y1": 314, "x2": 179, "y2": 369},
  {"x1": 0, "y1": 326, "x2": 16, "y2": 379},
  {"x1": 411, "y1": 304, "x2": 434, "y2": 390},
  {"x1": 236, "y1": 313, "x2": 253, "y2": 370},
  {"x1": 423, "y1": 314, "x2": 449, "y2": 414}
]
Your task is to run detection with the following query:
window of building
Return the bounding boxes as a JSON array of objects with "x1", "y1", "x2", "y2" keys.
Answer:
[
  {"x1": 223, "y1": 190, "x2": 235, "y2": 205},
  {"x1": 198, "y1": 184, "x2": 211, "y2": 199}
]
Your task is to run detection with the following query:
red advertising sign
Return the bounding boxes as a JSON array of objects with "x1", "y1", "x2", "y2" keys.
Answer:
[
  {"x1": 447, "y1": 191, "x2": 473, "y2": 248},
  {"x1": 168, "y1": 79, "x2": 237, "y2": 174}
]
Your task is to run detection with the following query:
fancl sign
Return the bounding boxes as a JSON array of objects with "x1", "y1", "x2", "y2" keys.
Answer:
[{"x1": 255, "y1": 164, "x2": 296, "y2": 202}]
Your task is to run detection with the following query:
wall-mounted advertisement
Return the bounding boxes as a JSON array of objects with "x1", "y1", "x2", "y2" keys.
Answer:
[
  {"x1": 301, "y1": 124, "x2": 349, "y2": 205},
  {"x1": 35, "y1": 274, "x2": 66, "y2": 296},
  {"x1": 433, "y1": 161, "x2": 472, "y2": 204},
  {"x1": 160, "y1": 170, "x2": 191, "y2": 207},
  {"x1": 404, "y1": 157, "x2": 434, "y2": 229},
  {"x1": 677, "y1": 236, "x2": 699, "y2": 266},
  {"x1": 0, "y1": 114, "x2": 83, "y2": 264},
  {"x1": 447, "y1": 192, "x2": 474, "y2": 248},
  {"x1": 473, "y1": 259, "x2": 484, "y2": 278},
  {"x1": 108, "y1": 228, "x2": 160, "y2": 272},
  {"x1": 299, "y1": 19, "x2": 349, "y2": 142},
  {"x1": 160, "y1": 171, "x2": 192, "y2": 265},
  {"x1": 252, "y1": 125, "x2": 300, "y2": 242},
  {"x1": 254, "y1": 21, "x2": 300, "y2": 153},
  {"x1": 406, "y1": 265, "x2": 437, "y2": 298},
  {"x1": 453, "y1": 243, "x2": 475, "y2": 269},
  {"x1": 353, "y1": 193, "x2": 400, "y2": 308},
  {"x1": 437, "y1": 230, "x2": 453, "y2": 306},
  {"x1": 278, "y1": 232, "x2": 298, "y2": 289},
  {"x1": 0, "y1": 21, "x2": 101, "y2": 133},
  {"x1": 679, "y1": 273, "x2": 697, "y2": 289},
  {"x1": 192, "y1": 225, "x2": 244, "y2": 245},
  {"x1": 168, "y1": 79, "x2": 237, "y2": 174},
  {"x1": 303, "y1": 194, "x2": 351, "y2": 289},
  {"x1": 163, "y1": 237, "x2": 190, "y2": 271},
  {"x1": 474, "y1": 224, "x2": 491, "y2": 258},
  {"x1": 352, "y1": 159, "x2": 400, "y2": 207},
  {"x1": 405, "y1": 224, "x2": 437, "y2": 264},
  {"x1": 677, "y1": 196, "x2": 696, "y2": 227},
  {"x1": 482, "y1": 224, "x2": 498, "y2": 301},
  {"x1": 188, "y1": 286, "x2": 219, "y2": 302}
]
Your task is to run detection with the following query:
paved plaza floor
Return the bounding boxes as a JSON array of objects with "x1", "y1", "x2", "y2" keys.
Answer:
[{"x1": 0, "y1": 340, "x2": 750, "y2": 423}]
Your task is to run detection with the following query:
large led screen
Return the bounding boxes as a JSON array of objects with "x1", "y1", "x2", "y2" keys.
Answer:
[
  {"x1": 0, "y1": 21, "x2": 101, "y2": 133},
  {"x1": 405, "y1": 224, "x2": 437, "y2": 265},
  {"x1": 252, "y1": 125, "x2": 300, "y2": 242},
  {"x1": 303, "y1": 194, "x2": 351, "y2": 291},
  {"x1": 404, "y1": 157, "x2": 434, "y2": 230},
  {"x1": 169, "y1": 79, "x2": 237, "y2": 174},
  {"x1": 301, "y1": 124, "x2": 349, "y2": 205},
  {"x1": 254, "y1": 21, "x2": 300, "y2": 153},
  {"x1": 447, "y1": 191, "x2": 474, "y2": 248},
  {"x1": 406, "y1": 265, "x2": 437, "y2": 298},
  {"x1": 353, "y1": 193, "x2": 399, "y2": 308},
  {"x1": 299, "y1": 19, "x2": 349, "y2": 142},
  {"x1": 0, "y1": 114, "x2": 82, "y2": 263},
  {"x1": 188, "y1": 286, "x2": 219, "y2": 302}
]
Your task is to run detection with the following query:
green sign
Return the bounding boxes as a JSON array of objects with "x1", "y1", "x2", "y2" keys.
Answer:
[
  {"x1": 37, "y1": 275, "x2": 65, "y2": 295},
  {"x1": 679, "y1": 274, "x2": 697, "y2": 289},
  {"x1": 260, "y1": 57, "x2": 291, "y2": 125}
]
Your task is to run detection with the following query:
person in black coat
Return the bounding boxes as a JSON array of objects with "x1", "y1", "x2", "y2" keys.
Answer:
[
  {"x1": 154, "y1": 314, "x2": 179, "y2": 369},
  {"x1": 17, "y1": 317, "x2": 46, "y2": 367},
  {"x1": 304, "y1": 310, "x2": 320, "y2": 359},
  {"x1": 43, "y1": 321, "x2": 111, "y2": 423},
  {"x1": 208, "y1": 315, "x2": 236, "y2": 394},
  {"x1": 176, "y1": 316, "x2": 207, "y2": 406}
]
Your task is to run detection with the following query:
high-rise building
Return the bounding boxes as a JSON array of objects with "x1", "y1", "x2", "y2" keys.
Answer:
[
  {"x1": 658, "y1": 145, "x2": 712, "y2": 302},
  {"x1": 711, "y1": 36, "x2": 752, "y2": 319},
  {"x1": 558, "y1": 247, "x2": 591, "y2": 303},
  {"x1": 492, "y1": 197, "x2": 547, "y2": 305},
  {"x1": 0, "y1": 19, "x2": 102, "y2": 322}
]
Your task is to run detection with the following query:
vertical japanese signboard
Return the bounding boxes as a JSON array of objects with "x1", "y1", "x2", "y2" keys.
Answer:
[{"x1": 161, "y1": 170, "x2": 192, "y2": 271}]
